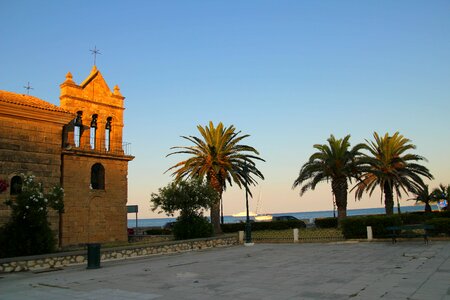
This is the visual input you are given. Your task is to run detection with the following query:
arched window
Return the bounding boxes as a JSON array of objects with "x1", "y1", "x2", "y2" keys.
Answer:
[
  {"x1": 74, "y1": 111, "x2": 83, "y2": 147},
  {"x1": 91, "y1": 163, "x2": 105, "y2": 190},
  {"x1": 10, "y1": 175, "x2": 22, "y2": 195},
  {"x1": 90, "y1": 114, "x2": 98, "y2": 149},
  {"x1": 105, "y1": 117, "x2": 112, "y2": 152}
]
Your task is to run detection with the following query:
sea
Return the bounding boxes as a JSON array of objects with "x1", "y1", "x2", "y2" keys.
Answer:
[{"x1": 127, "y1": 205, "x2": 436, "y2": 228}]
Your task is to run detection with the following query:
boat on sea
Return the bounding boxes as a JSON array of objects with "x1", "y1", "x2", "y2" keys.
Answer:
[
  {"x1": 254, "y1": 214, "x2": 273, "y2": 222},
  {"x1": 253, "y1": 188, "x2": 273, "y2": 221},
  {"x1": 232, "y1": 211, "x2": 273, "y2": 221},
  {"x1": 232, "y1": 211, "x2": 257, "y2": 217}
]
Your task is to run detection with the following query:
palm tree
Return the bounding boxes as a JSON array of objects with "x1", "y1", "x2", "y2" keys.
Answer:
[
  {"x1": 432, "y1": 184, "x2": 450, "y2": 210},
  {"x1": 354, "y1": 132, "x2": 433, "y2": 215},
  {"x1": 409, "y1": 184, "x2": 435, "y2": 212},
  {"x1": 292, "y1": 135, "x2": 365, "y2": 220},
  {"x1": 167, "y1": 121, "x2": 264, "y2": 234}
]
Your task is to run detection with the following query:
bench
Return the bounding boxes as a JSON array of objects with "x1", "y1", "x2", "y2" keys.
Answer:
[{"x1": 386, "y1": 224, "x2": 434, "y2": 244}]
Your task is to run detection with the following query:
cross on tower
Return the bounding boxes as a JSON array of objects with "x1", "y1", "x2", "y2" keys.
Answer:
[
  {"x1": 90, "y1": 46, "x2": 101, "y2": 66},
  {"x1": 23, "y1": 82, "x2": 33, "y2": 95}
]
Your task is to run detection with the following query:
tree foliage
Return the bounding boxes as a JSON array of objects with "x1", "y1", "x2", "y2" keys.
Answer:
[
  {"x1": 432, "y1": 184, "x2": 450, "y2": 201},
  {"x1": 354, "y1": 132, "x2": 433, "y2": 215},
  {"x1": 166, "y1": 121, "x2": 264, "y2": 233},
  {"x1": 432, "y1": 184, "x2": 450, "y2": 211},
  {"x1": 150, "y1": 178, "x2": 219, "y2": 218},
  {"x1": 409, "y1": 184, "x2": 435, "y2": 212},
  {"x1": 293, "y1": 134, "x2": 366, "y2": 219}
]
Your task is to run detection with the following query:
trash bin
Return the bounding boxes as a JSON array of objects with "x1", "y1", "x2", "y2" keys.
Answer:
[{"x1": 86, "y1": 243, "x2": 101, "y2": 269}]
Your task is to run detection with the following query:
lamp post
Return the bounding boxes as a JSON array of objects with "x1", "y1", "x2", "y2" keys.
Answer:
[
  {"x1": 243, "y1": 163, "x2": 253, "y2": 245},
  {"x1": 245, "y1": 183, "x2": 252, "y2": 244}
]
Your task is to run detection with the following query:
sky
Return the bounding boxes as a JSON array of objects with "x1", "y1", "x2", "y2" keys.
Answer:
[{"x1": 1, "y1": 1, "x2": 449, "y2": 218}]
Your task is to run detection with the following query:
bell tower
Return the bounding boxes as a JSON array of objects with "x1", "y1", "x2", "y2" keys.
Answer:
[
  {"x1": 59, "y1": 67, "x2": 134, "y2": 246},
  {"x1": 60, "y1": 66, "x2": 127, "y2": 153}
]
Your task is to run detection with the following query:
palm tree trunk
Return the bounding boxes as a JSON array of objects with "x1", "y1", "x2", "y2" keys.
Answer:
[
  {"x1": 210, "y1": 198, "x2": 222, "y2": 234},
  {"x1": 332, "y1": 178, "x2": 348, "y2": 220},
  {"x1": 208, "y1": 172, "x2": 223, "y2": 234},
  {"x1": 384, "y1": 182, "x2": 394, "y2": 215},
  {"x1": 396, "y1": 194, "x2": 401, "y2": 214},
  {"x1": 424, "y1": 202, "x2": 432, "y2": 213}
]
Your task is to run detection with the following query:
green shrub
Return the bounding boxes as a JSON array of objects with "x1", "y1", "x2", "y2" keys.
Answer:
[
  {"x1": 145, "y1": 228, "x2": 172, "y2": 235},
  {"x1": 0, "y1": 218, "x2": 55, "y2": 258},
  {"x1": 315, "y1": 217, "x2": 338, "y2": 228},
  {"x1": 425, "y1": 218, "x2": 450, "y2": 236},
  {"x1": 341, "y1": 215, "x2": 401, "y2": 239},
  {"x1": 0, "y1": 175, "x2": 63, "y2": 258},
  {"x1": 173, "y1": 215, "x2": 213, "y2": 240}
]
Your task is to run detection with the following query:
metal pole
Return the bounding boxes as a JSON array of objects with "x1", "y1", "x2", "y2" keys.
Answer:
[
  {"x1": 245, "y1": 186, "x2": 252, "y2": 243},
  {"x1": 221, "y1": 195, "x2": 224, "y2": 225}
]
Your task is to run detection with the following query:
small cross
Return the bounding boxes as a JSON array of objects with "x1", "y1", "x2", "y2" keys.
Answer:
[
  {"x1": 90, "y1": 46, "x2": 101, "y2": 66},
  {"x1": 23, "y1": 82, "x2": 33, "y2": 95}
]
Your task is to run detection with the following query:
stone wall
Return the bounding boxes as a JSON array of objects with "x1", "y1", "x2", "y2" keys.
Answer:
[
  {"x1": 61, "y1": 154, "x2": 130, "y2": 246},
  {"x1": 0, "y1": 116, "x2": 68, "y2": 230},
  {"x1": 0, "y1": 235, "x2": 239, "y2": 273}
]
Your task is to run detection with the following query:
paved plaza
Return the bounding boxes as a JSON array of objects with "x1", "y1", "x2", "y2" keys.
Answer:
[{"x1": 0, "y1": 241, "x2": 449, "y2": 300}]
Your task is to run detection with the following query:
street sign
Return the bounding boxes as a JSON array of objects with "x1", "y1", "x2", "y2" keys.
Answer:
[{"x1": 127, "y1": 205, "x2": 138, "y2": 213}]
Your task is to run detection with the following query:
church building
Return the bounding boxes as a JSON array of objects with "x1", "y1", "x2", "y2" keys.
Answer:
[{"x1": 0, "y1": 67, "x2": 134, "y2": 246}]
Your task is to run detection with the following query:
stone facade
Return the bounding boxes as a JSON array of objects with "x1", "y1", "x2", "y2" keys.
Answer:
[
  {"x1": 0, "y1": 67, "x2": 134, "y2": 247},
  {"x1": 61, "y1": 156, "x2": 130, "y2": 245},
  {"x1": 0, "y1": 91, "x2": 73, "y2": 229}
]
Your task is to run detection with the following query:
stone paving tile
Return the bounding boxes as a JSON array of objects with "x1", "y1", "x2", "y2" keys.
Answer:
[{"x1": 1, "y1": 241, "x2": 449, "y2": 299}]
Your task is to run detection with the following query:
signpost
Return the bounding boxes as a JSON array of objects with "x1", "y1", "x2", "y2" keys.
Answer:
[{"x1": 127, "y1": 205, "x2": 138, "y2": 228}]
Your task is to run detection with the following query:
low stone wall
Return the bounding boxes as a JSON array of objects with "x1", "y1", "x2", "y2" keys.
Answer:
[
  {"x1": 127, "y1": 234, "x2": 172, "y2": 243},
  {"x1": 0, "y1": 235, "x2": 238, "y2": 273}
]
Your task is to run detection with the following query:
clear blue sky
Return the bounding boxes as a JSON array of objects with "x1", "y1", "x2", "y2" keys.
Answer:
[{"x1": 1, "y1": 1, "x2": 449, "y2": 218}]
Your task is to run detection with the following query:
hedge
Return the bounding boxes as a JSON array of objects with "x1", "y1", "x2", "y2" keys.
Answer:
[
  {"x1": 340, "y1": 215, "x2": 402, "y2": 239},
  {"x1": 402, "y1": 211, "x2": 450, "y2": 223},
  {"x1": 408, "y1": 210, "x2": 449, "y2": 218},
  {"x1": 314, "y1": 217, "x2": 338, "y2": 228},
  {"x1": 434, "y1": 210, "x2": 450, "y2": 218},
  {"x1": 425, "y1": 218, "x2": 450, "y2": 236},
  {"x1": 221, "y1": 220, "x2": 306, "y2": 233},
  {"x1": 221, "y1": 223, "x2": 246, "y2": 233},
  {"x1": 340, "y1": 211, "x2": 449, "y2": 239},
  {"x1": 399, "y1": 213, "x2": 428, "y2": 225}
]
